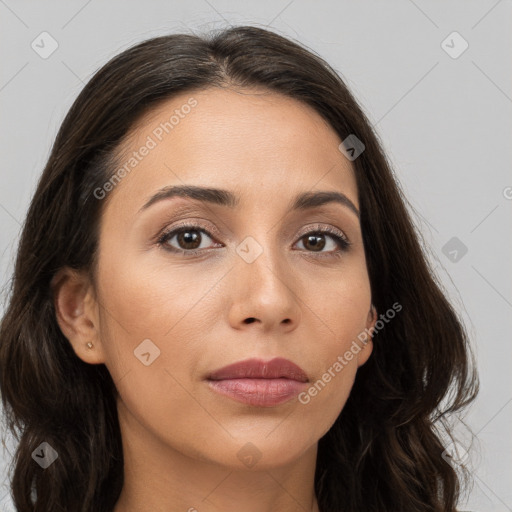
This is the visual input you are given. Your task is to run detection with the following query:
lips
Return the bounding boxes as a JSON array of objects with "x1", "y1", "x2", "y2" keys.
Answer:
[
  {"x1": 206, "y1": 357, "x2": 309, "y2": 407},
  {"x1": 207, "y1": 357, "x2": 309, "y2": 382}
]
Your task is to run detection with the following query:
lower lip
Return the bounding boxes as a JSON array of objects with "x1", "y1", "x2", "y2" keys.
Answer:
[{"x1": 207, "y1": 378, "x2": 308, "y2": 407}]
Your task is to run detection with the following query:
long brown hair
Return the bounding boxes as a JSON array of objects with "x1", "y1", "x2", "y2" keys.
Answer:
[{"x1": 0, "y1": 26, "x2": 478, "y2": 511}]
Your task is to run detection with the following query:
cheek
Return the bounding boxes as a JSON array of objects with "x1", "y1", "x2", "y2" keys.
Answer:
[
  {"x1": 305, "y1": 255, "x2": 372, "y2": 344},
  {"x1": 98, "y1": 249, "x2": 227, "y2": 338},
  {"x1": 296, "y1": 261, "x2": 371, "y2": 425},
  {"x1": 95, "y1": 250, "x2": 229, "y2": 390},
  {"x1": 296, "y1": 298, "x2": 368, "y2": 436},
  {"x1": 96, "y1": 255, "x2": 222, "y2": 445}
]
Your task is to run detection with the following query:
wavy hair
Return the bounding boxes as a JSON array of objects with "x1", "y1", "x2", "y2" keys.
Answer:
[{"x1": 0, "y1": 25, "x2": 478, "y2": 511}]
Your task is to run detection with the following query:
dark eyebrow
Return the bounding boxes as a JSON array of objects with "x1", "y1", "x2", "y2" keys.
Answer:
[
  {"x1": 138, "y1": 185, "x2": 359, "y2": 218},
  {"x1": 291, "y1": 190, "x2": 359, "y2": 218},
  {"x1": 138, "y1": 185, "x2": 238, "y2": 213}
]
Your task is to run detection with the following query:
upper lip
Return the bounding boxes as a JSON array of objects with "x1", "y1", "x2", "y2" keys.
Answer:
[{"x1": 207, "y1": 357, "x2": 309, "y2": 382}]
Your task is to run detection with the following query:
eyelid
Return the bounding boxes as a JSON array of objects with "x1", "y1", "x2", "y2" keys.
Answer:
[
  {"x1": 154, "y1": 218, "x2": 222, "y2": 244},
  {"x1": 295, "y1": 223, "x2": 349, "y2": 244}
]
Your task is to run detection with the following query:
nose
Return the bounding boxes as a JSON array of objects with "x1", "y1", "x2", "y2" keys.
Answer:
[{"x1": 227, "y1": 241, "x2": 302, "y2": 334}]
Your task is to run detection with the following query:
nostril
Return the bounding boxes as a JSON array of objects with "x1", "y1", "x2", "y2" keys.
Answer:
[{"x1": 244, "y1": 318, "x2": 257, "y2": 324}]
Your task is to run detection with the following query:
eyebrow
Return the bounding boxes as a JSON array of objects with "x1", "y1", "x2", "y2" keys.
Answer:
[{"x1": 138, "y1": 185, "x2": 360, "y2": 218}]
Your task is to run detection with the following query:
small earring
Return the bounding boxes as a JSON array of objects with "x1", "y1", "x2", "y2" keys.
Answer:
[{"x1": 86, "y1": 342, "x2": 93, "y2": 349}]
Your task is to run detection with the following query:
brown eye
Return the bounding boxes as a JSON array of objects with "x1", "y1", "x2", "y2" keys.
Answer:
[
  {"x1": 175, "y1": 229, "x2": 203, "y2": 250},
  {"x1": 157, "y1": 225, "x2": 220, "y2": 254},
  {"x1": 295, "y1": 228, "x2": 349, "y2": 255},
  {"x1": 302, "y1": 234, "x2": 326, "y2": 252}
]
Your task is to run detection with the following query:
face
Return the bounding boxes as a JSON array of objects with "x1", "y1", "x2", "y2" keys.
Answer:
[{"x1": 62, "y1": 87, "x2": 376, "y2": 470}]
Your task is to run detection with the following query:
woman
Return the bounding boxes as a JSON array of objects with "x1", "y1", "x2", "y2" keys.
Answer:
[{"x1": 0, "y1": 25, "x2": 478, "y2": 512}]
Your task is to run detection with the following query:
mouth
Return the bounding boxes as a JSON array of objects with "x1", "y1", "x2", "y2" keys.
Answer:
[{"x1": 206, "y1": 357, "x2": 309, "y2": 407}]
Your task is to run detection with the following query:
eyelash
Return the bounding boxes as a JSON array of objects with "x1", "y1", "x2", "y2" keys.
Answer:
[{"x1": 155, "y1": 222, "x2": 351, "y2": 259}]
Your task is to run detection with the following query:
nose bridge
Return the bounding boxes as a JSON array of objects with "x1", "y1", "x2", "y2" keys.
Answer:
[
  {"x1": 236, "y1": 230, "x2": 287, "y2": 288},
  {"x1": 229, "y1": 231, "x2": 302, "y2": 330}
]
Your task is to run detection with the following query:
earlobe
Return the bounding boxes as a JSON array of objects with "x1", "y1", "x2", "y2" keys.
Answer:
[
  {"x1": 357, "y1": 304, "x2": 377, "y2": 368},
  {"x1": 51, "y1": 267, "x2": 105, "y2": 364},
  {"x1": 368, "y1": 304, "x2": 377, "y2": 328}
]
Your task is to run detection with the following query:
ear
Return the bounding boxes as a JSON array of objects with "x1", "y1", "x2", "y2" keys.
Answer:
[
  {"x1": 51, "y1": 267, "x2": 106, "y2": 364},
  {"x1": 357, "y1": 304, "x2": 377, "y2": 368}
]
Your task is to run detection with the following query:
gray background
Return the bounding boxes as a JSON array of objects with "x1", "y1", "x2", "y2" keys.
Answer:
[{"x1": 1, "y1": 1, "x2": 511, "y2": 510}]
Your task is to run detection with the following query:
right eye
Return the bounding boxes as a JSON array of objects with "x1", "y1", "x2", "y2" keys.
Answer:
[{"x1": 157, "y1": 224, "x2": 223, "y2": 255}]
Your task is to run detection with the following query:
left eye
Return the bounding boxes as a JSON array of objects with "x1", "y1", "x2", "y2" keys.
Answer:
[{"x1": 295, "y1": 231, "x2": 348, "y2": 253}]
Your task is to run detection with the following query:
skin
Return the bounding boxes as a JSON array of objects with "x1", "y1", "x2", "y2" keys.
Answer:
[{"x1": 53, "y1": 86, "x2": 377, "y2": 512}]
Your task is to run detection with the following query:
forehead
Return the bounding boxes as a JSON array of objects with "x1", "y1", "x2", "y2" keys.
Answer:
[{"x1": 103, "y1": 87, "x2": 358, "y2": 218}]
